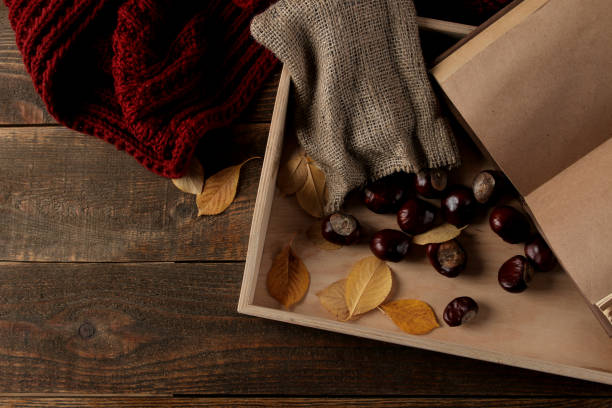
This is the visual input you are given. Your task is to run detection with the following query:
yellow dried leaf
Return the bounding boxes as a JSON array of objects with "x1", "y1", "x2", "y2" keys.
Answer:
[
  {"x1": 196, "y1": 157, "x2": 259, "y2": 216},
  {"x1": 266, "y1": 244, "x2": 310, "y2": 308},
  {"x1": 317, "y1": 279, "x2": 350, "y2": 321},
  {"x1": 412, "y1": 223, "x2": 468, "y2": 246},
  {"x1": 296, "y1": 160, "x2": 326, "y2": 218},
  {"x1": 380, "y1": 299, "x2": 439, "y2": 335},
  {"x1": 277, "y1": 148, "x2": 308, "y2": 195},
  {"x1": 306, "y1": 222, "x2": 341, "y2": 250},
  {"x1": 345, "y1": 256, "x2": 392, "y2": 318},
  {"x1": 172, "y1": 159, "x2": 204, "y2": 195}
]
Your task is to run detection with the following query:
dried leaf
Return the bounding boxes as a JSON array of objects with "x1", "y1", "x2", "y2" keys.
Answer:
[
  {"x1": 172, "y1": 159, "x2": 204, "y2": 195},
  {"x1": 317, "y1": 279, "x2": 350, "y2": 321},
  {"x1": 296, "y1": 160, "x2": 326, "y2": 218},
  {"x1": 380, "y1": 299, "x2": 439, "y2": 335},
  {"x1": 266, "y1": 244, "x2": 310, "y2": 308},
  {"x1": 277, "y1": 148, "x2": 308, "y2": 195},
  {"x1": 196, "y1": 157, "x2": 259, "y2": 216},
  {"x1": 306, "y1": 222, "x2": 341, "y2": 250},
  {"x1": 345, "y1": 256, "x2": 392, "y2": 318},
  {"x1": 412, "y1": 223, "x2": 468, "y2": 246}
]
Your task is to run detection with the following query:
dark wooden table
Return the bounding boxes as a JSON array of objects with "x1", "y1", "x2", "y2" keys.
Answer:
[{"x1": 1, "y1": 4, "x2": 611, "y2": 407}]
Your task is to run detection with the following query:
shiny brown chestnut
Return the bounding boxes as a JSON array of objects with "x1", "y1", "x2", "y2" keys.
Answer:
[
  {"x1": 415, "y1": 168, "x2": 448, "y2": 198},
  {"x1": 364, "y1": 172, "x2": 414, "y2": 214},
  {"x1": 525, "y1": 235, "x2": 557, "y2": 271},
  {"x1": 443, "y1": 297, "x2": 479, "y2": 326},
  {"x1": 426, "y1": 239, "x2": 467, "y2": 277},
  {"x1": 472, "y1": 170, "x2": 507, "y2": 205},
  {"x1": 442, "y1": 185, "x2": 478, "y2": 227},
  {"x1": 397, "y1": 198, "x2": 437, "y2": 235},
  {"x1": 498, "y1": 255, "x2": 534, "y2": 293},
  {"x1": 369, "y1": 229, "x2": 411, "y2": 262},
  {"x1": 321, "y1": 212, "x2": 361, "y2": 245},
  {"x1": 489, "y1": 206, "x2": 530, "y2": 244}
]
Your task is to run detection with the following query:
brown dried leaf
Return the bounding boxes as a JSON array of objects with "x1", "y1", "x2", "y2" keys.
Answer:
[
  {"x1": 306, "y1": 222, "x2": 341, "y2": 250},
  {"x1": 277, "y1": 147, "x2": 308, "y2": 195},
  {"x1": 172, "y1": 159, "x2": 204, "y2": 195},
  {"x1": 196, "y1": 157, "x2": 259, "y2": 216},
  {"x1": 345, "y1": 256, "x2": 392, "y2": 318},
  {"x1": 412, "y1": 223, "x2": 468, "y2": 246},
  {"x1": 266, "y1": 244, "x2": 310, "y2": 308},
  {"x1": 296, "y1": 160, "x2": 326, "y2": 218},
  {"x1": 380, "y1": 299, "x2": 439, "y2": 335},
  {"x1": 317, "y1": 279, "x2": 350, "y2": 321}
]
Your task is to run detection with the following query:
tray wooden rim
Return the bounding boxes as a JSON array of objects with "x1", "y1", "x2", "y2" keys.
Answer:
[{"x1": 238, "y1": 64, "x2": 612, "y2": 386}]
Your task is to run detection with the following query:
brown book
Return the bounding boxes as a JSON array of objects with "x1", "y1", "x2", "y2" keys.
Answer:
[{"x1": 432, "y1": 0, "x2": 612, "y2": 335}]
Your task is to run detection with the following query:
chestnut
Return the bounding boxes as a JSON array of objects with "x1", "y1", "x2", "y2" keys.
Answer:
[
  {"x1": 472, "y1": 170, "x2": 507, "y2": 205},
  {"x1": 498, "y1": 255, "x2": 534, "y2": 293},
  {"x1": 364, "y1": 172, "x2": 413, "y2": 214},
  {"x1": 426, "y1": 239, "x2": 467, "y2": 277},
  {"x1": 396, "y1": 198, "x2": 437, "y2": 235},
  {"x1": 525, "y1": 235, "x2": 557, "y2": 271},
  {"x1": 489, "y1": 206, "x2": 530, "y2": 244},
  {"x1": 321, "y1": 212, "x2": 361, "y2": 245},
  {"x1": 369, "y1": 229, "x2": 411, "y2": 262},
  {"x1": 443, "y1": 297, "x2": 479, "y2": 326},
  {"x1": 415, "y1": 168, "x2": 448, "y2": 198},
  {"x1": 442, "y1": 185, "x2": 478, "y2": 227}
]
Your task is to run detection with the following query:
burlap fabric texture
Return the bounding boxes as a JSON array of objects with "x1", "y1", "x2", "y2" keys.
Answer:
[{"x1": 251, "y1": 0, "x2": 461, "y2": 213}]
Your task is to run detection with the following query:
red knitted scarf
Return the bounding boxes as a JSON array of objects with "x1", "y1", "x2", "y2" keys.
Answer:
[{"x1": 4, "y1": 0, "x2": 278, "y2": 178}]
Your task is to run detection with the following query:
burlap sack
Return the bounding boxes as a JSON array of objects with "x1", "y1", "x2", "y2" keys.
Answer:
[{"x1": 251, "y1": 0, "x2": 460, "y2": 213}]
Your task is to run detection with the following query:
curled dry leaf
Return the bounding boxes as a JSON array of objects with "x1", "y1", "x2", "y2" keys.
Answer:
[
  {"x1": 345, "y1": 256, "x2": 392, "y2": 318},
  {"x1": 380, "y1": 299, "x2": 439, "y2": 335},
  {"x1": 412, "y1": 223, "x2": 468, "y2": 246},
  {"x1": 317, "y1": 279, "x2": 350, "y2": 321},
  {"x1": 196, "y1": 157, "x2": 260, "y2": 216},
  {"x1": 296, "y1": 159, "x2": 327, "y2": 218},
  {"x1": 266, "y1": 244, "x2": 310, "y2": 308},
  {"x1": 307, "y1": 222, "x2": 341, "y2": 250},
  {"x1": 172, "y1": 158, "x2": 204, "y2": 195},
  {"x1": 277, "y1": 146, "x2": 308, "y2": 195}
]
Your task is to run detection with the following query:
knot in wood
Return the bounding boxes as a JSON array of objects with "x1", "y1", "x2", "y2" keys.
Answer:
[{"x1": 78, "y1": 322, "x2": 96, "y2": 339}]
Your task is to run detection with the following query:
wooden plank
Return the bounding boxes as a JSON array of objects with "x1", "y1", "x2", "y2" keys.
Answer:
[
  {"x1": 239, "y1": 69, "x2": 280, "y2": 124},
  {"x1": 416, "y1": 17, "x2": 475, "y2": 38},
  {"x1": 0, "y1": 397, "x2": 611, "y2": 407},
  {"x1": 0, "y1": 262, "x2": 610, "y2": 395},
  {"x1": 240, "y1": 66, "x2": 290, "y2": 312},
  {"x1": 0, "y1": 4, "x2": 54, "y2": 124},
  {"x1": 0, "y1": 125, "x2": 268, "y2": 262},
  {"x1": 0, "y1": 3, "x2": 278, "y2": 126}
]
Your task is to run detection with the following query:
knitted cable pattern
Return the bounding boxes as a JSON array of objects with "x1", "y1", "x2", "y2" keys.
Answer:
[{"x1": 4, "y1": 0, "x2": 278, "y2": 178}]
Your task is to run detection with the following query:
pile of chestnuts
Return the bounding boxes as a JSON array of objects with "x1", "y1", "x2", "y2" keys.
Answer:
[{"x1": 320, "y1": 167, "x2": 558, "y2": 327}]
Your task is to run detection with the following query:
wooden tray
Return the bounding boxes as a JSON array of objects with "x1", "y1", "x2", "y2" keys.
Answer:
[{"x1": 238, "y1": 66, "x2": 612, "y2": 386}]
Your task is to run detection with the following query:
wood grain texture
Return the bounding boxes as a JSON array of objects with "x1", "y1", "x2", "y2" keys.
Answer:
[
  {"x1": 0, "y1": 261, "x2": 611, "y2": 395},
  {"x1": 239, "y1": 69, "x2": 280, "y2": 124},
  {"x1": 0, "y1": 125, "x2": 267, "y2": 262},
  {"x1": 0, "y1": 3, "x2": 278, "y2": 126},
  {"x1": 2, "y1": 1, "x2": 611, "y2": 399},
  {"x1": 0, "y1": 4, "x2": 53, "y2": 125},
  {"x1": 0, "y1": 398, "x2": 611, "y2": 407}
]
